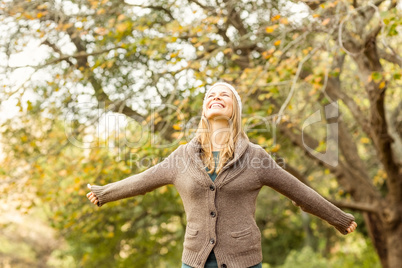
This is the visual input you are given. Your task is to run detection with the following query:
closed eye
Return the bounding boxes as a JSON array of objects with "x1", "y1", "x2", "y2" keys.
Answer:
[{"x1": 208, "y1": 93, "x2": 230, "y2": 97}]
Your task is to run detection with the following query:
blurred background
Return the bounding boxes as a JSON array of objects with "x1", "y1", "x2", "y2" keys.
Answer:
[{"x1": 0, "y1": 0, "x2": 401, "y2": 267}]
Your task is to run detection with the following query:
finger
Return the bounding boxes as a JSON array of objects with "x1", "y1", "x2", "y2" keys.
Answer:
[
  {"x1": 87, "y1": 183, "x2": 91, "y2": 190},
  {"x1": 90, "y1": 196, "x2": 97, "y2": 202},
  {"x1": 94, "y1": 199, "x2": 98, "y2": 204}
]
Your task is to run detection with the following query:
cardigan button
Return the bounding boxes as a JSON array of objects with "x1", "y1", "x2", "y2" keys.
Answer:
[
  {"x1": 221, "y1": 264, "x2": 227, "y2": 268},
  {"x1": 209, "y1": 238, "x2": 215, "y2": 244},
  {"x1": 210, "y1": 211, "x2": 216, "y2": 218},
  {"x1": 209, "y1": 185, "x2": 215, "y2": 191}
]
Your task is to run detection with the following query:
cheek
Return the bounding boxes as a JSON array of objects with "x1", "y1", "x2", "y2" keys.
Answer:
[{"x1": 227, "y1": 100, "x2": 234, "y2": 110}]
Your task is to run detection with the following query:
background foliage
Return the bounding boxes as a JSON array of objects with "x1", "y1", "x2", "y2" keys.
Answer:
[{"x1": 1, "y1": 0, "x2": 401, "y2": 267}]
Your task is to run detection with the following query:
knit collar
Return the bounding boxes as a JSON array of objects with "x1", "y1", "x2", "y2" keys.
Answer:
[{"x1": 185, "y1": 133, "x2": 249, "y2": 172}]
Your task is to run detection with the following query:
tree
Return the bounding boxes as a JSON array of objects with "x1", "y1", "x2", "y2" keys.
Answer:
[{"x1": 1, "y1": 0, "x2": 401, "y2": 267}]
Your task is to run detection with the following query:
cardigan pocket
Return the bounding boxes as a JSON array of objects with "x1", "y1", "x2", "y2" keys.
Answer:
[
  {"x1": 230, "y1": 226, "x2": 252, "y2": 238},
  {"x1": 229, "y1": 225, "x2": 260, "y2": 255},
  {"x1": 184, "y1": 225, "x2": 202, "y2": 252},
  {"x1": 186, "y1": 225, "x2": 198, "y2": 236}
]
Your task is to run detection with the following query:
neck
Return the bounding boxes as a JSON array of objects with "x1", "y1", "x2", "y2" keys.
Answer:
[{"x1": 210, "y1": 119, "x2": 230, "y2": 151}]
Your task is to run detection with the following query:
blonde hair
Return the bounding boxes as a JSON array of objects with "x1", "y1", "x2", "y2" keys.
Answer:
[{"x1": 195, "y1": 86, "x2": 248, "y2": 175}]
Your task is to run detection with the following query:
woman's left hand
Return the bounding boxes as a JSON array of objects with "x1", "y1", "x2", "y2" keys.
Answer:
[{"x1": 346, "y1": 221, "x2": 357, "y2": 234}]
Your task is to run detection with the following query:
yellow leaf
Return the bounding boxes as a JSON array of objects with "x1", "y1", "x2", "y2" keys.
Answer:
[
  {"x1": 265, "y1": 26, "x2": 275, "y2": 33},
  {"x1": 274, "y1": 40, "x2": 281, "y2": 46},
  {"x1": 116, "y1": 23, "x2": 128, "y2": 33},
  {"x1": 280, "y1": 18, "x2": 288, "y2": 25},
  {"x1": 271, "y1": 144, "x2": 280, "y2": 152},
  {"x1": 271, "y1": 15, "x2": 281, "y2": 21},
  {"x1": 322, "y1": 18, "x2": 331, "y2": 26},
  {"x1": 360, "y1": 137, "x2": 370, "y2": 144},
  {"x1": 329, "y1": 1, "x2": 339, "y2": 8},
  {"x1": 159, "y1": 186, "x2": 169, "y2": 194},
  {"x1": 62, "y1": 23, "x2": 74, "y2": 31},
  {"x1": 37, "y1": 4, "x2": 48, "y2": 9},
  {"x1": 27, "y1": 100, "x2": 33, "y2": 111},
  {"x1": 379, "y1": 81, "x2": 386, "y2": 89},
  {"x1": 313, "y1": 14, "x2": 320, "y2": 18},
  {"x1": 107, "y1": 232, "x2": 114, "y2": 238},
  {"x1": 173, "y1": 124, "x2": 181, "y2": 130},
  {"x1": 231, "y1": 54, "x2": 240, "y2": 61},
  {"x1": 223, "y1": 48, "x2": 232, "y2": 54},
  {"x1": 37, "y1": 12, "x2": 43, "y2": 18},
  {"x1": 262, "y1": 51, "x2": 271, "y2": 59},
  {"x1": 171, "y1": 132, "x2": 182, "y2": 139}
]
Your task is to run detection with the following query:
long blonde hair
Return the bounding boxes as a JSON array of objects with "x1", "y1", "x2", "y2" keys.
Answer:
[{"x1": 195, "y1": 86, "x2": 248, "y2": 175}]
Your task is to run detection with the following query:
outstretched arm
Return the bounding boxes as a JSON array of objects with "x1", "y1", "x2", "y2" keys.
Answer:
[
  {"x1": 292, "y1": 200, "x2": 357, "y2": 234},
  {"x1": 86, "y1": 145, "x2": 183, "y2": 207},
  {"x1": 255, "y1": 146, "x2": 356, "y2": 235}
]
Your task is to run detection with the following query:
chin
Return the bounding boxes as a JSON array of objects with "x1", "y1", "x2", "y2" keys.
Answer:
[{"x1": 206, "y1": 111, "x2": 231, "y2": 120}]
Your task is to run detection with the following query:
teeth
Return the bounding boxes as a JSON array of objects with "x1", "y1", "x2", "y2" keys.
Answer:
[{"x1": 211, "y1": 104, "x2": 223, "y2": 108}]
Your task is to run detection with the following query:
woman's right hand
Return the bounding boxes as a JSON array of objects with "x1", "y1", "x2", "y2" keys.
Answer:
[{"x1": 86, "y1": 184, "x2": 99, "y2": 205}]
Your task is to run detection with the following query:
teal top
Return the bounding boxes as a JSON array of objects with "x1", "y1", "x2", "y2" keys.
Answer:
[
  {"x1": 205, "y1": 151, "x2": 220, "y2": 182},
  {"x1": 182, "y1": 151, "x2": 262, "y2": 268}
]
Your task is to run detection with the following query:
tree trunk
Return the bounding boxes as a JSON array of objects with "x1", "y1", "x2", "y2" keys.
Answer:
[
  {"x1": 386, "y1": 218, "x2": 402, "y2": 268},
  {"x1": 363, "y1": 212, "x2": 388, "y2": 268}
]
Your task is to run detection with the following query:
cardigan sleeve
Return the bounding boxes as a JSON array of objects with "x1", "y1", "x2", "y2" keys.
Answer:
[
  {"x1": 90, "y1": 145, "x2": 183, "y2": 207},
  {"x1": 255, "y1": 147, "x2": 355, "y2": 235}
]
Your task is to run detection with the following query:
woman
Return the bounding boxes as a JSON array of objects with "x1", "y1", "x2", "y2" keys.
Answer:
[{"x1": 86, "y1": 82, "x2": 357, "y2": 268}]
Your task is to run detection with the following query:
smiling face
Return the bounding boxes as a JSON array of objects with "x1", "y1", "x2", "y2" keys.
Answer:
[{"x1": 203, "y1": 85, "x2": 234, "y2": 120}]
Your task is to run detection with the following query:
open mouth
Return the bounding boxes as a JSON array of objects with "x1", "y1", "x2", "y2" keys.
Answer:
[{"x1": 209, "y1": 103, "x2": 225, "y2": 109}]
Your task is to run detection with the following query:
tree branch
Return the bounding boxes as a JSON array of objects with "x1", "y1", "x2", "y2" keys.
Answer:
[
  {"x1": 378, "y1": 48, "x2": 402, "y2": 67},
  {"x1": 323, "y1": 53, "x2": 373, "y2": 139},
  {"x1": 329, "y1": 199, "x2": 378, "y2": 213},
  {"x1": 9, "y1": 47, "x2": 123, "y2": 70},
  {"x1": 122, "y1": 2, "x2": 175, "y2": 21},
  {"x1": 281, "y1": 159, "x2": 379, "y2": 213}
]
